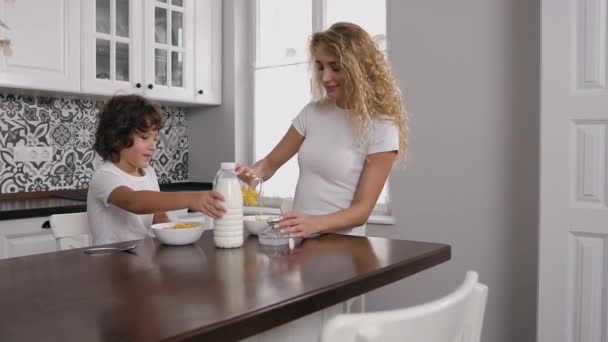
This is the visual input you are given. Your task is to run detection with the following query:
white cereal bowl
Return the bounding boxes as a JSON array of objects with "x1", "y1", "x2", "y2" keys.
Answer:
[
  {"x1": 151, "y1": 221, "x2": 205, "y2": 245},
  {"x1": 243, "y1": 215, "x2": 274, "y2": 235}
]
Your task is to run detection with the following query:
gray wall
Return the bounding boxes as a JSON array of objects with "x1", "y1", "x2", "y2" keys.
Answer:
[
  {"x1": 188, "y1": 1, "x2": 540, "y2": 341},
  {"x1": 188, "y1": 0, "x2": 253, "y2": 182},
  {"x1": 366, "y1": 1, "x2": 539, "y2": 341}
]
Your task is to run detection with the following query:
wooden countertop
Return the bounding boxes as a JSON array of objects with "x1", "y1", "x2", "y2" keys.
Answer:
[
  {"x1": 0, "y1": 197, "x2": 86, "y2": 220},
  {"x1": 0, "y1": 232, "x2": 451, "y2": 341}
]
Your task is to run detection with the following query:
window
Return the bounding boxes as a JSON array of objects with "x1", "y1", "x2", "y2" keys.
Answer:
[
  {"x1": 253, "y1": 0, "x2": 391, "y2": 215},
  {"x1": 325, "y1": 0, "x2": 387, "y2": 50}
]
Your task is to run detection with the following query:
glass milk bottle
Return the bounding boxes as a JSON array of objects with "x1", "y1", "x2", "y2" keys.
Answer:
[{"x1": 213, "y1": 162, "x2": 244, "y2": 248}]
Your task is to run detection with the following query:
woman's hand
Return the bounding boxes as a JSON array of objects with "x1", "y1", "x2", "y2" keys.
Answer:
[
  {"x1": 235, "y1": 163, "x2": 259, "y2": 187},
  {"x1": 278, "y1": 211, "x2": 323, "y2": 238},
  {"x1": 189, "y1": 191, "x2": 226, "y2": 219}
]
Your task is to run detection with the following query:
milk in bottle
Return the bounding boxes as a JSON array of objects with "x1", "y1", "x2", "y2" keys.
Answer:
[{"x1": 213, "y1": 162, "x2": 244, "y2": 248}]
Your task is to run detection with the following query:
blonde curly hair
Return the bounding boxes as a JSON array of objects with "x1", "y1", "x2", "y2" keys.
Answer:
[{"x1": 309, "y1": 22, "x2": 408, "y2": 163}]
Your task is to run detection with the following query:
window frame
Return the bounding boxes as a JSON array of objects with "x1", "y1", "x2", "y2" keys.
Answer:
[{"x1": 248, "y1": 0, "x2": 395, "y2": 224}]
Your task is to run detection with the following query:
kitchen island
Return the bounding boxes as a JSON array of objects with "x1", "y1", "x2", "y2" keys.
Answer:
[{"x1": 0, "y1": 231, "x2": 450, "y2": 341}]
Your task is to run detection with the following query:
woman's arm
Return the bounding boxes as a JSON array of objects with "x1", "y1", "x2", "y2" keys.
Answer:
[
  {"x1": 239, "y1": 126, "x2": 304, "y2": 181},
  {"x1": 280, "y1": 151, "x2": 397, "y2": 237}
]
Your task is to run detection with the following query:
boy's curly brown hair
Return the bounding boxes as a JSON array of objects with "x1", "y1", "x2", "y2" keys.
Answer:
[
  {"x1": 309, "y1": 22, "x2": 409, "y2": 165},
  {"x1": 94, "y1": 94, "x2": 165, "y2": 162}
]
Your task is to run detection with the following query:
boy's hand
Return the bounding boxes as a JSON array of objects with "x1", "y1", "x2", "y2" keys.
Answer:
[{"x1": 190, "y1": 191, "x2": 226, "y2": 219}]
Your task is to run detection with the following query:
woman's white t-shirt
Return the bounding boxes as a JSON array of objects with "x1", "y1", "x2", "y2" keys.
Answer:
[
  {"x1": 87, "y1": 162, "x2": 159, "y2": 245},
  {"x1": 291, "y1": 101, "x2": 399, "y2": 236}
]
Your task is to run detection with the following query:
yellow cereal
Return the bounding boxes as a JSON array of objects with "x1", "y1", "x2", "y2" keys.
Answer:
[
  {"x1": 242, "y1": 185, "x2": 260, "y2": 206},
  {"x1": 167, "y1": 222, "x2": 199, "y2": 229}
]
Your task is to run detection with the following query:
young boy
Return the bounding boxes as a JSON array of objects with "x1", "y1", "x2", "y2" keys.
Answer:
[{"x1": 87, "y1": 95, "x2": 225, "y2": 245}]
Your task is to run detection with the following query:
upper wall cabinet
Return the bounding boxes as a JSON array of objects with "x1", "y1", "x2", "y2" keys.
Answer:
[
  {"x1": 81, "y1": 0, "x2": 221, "y2": 104},
  {"x1": 81, "y1": 0, "x2": 143, "y2": 96},
  {"x1": 0, "y1": 0, "x2": 80, "y2": 92},
  {"x1": 194, "y1": 0, "x2": 221, "y2": 104},
  {"x1": 143, "y1": 0, "x2": 194, "y2": 102}
]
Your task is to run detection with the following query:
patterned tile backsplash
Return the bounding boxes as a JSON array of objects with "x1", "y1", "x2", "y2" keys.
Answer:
[{"x1": 0, "y1": 93, "x2": 188, "y2": 194}]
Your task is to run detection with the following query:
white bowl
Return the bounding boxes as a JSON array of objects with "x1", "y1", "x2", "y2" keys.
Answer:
[
  {"x1": 243, "y1": 215, "x2": 274, "y2": 235},
  {"x1": 151, "y1": 221, "x2": 205, "y2": 245}
]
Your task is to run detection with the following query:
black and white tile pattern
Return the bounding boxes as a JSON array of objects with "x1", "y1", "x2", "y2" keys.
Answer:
[{"x1": 0, "y1": 93, "x2": 188, "y2": 194}]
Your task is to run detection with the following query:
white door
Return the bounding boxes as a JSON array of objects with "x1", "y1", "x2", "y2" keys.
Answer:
[
  {"x1": 539, "y1": 0, "x2": 608, "y2": 341},
  {"x1": 0, "y1": 0, "x2": 80, "y2": 92}
]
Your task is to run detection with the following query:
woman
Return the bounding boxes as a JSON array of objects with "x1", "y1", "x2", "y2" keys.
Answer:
[{"x1": 238, "y1": 22, "x2": 408, "y2": 238}]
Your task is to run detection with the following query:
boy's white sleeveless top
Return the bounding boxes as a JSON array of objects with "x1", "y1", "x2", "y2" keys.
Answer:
[
  {"x1": 292, "y1": 101, "x2": 399, "y2": 236},
  {"x1": 87, "y1": 162, "x2": 160, "y2": 245}
]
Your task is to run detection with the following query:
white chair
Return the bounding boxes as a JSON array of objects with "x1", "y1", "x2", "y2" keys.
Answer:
[
  {"x1": 321, "y1": 270, "x2": 488, "y2": 342},
  {"x1": 49, "y1": 212, "x2": 91, "y2": 250}
]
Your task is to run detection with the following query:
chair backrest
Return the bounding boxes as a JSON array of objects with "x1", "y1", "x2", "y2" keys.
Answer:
[
  {"x1": 321, "y1": 270, "x2": 488, "y2": 342},
  {"x1": 49, "y1": 212, "x2": 91, "y2": 250}
]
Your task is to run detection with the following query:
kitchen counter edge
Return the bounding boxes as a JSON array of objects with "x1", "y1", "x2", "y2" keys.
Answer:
[{"x1": 0, "y1": 182, "x2": 212, "y2": 221}]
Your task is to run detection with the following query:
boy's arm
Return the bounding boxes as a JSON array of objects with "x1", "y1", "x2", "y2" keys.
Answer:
[
  {"x1": 107, "y1": 186, "x2": 225, "y2": 219},
  {"x1": 153, "y1": 212, "x2": 170, "y2": 224}
]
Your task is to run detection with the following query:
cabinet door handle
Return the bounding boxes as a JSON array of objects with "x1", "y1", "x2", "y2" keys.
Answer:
[
  {"x1": 198, "y1": 89, "x2": 204, "y2": 95},
  {"x1": 148, "y1": 84, "x2": 154, "y2": 89},
  {"x1": 136, "y1": 83, "x2": 142, "y2": 88}
]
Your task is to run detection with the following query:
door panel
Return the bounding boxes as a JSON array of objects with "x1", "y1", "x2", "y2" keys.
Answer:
[
  {"x1": 539, "y1": 0, "x2": 608, "y2": 341},
  {"x1": 0, "y1": 0, "x2": 80, "y2": 92}
]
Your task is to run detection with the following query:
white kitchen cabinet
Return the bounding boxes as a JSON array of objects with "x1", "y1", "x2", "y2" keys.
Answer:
[
  {"x1": 193, "y1": 0, "x2": 221, "y2": 104},
  {"x1": 81, "y1": 0, "x2": 221, "y2": 104},
  {"x1": 0, "y1": 0, "x2": 80, "y2": 92},
  {"x1": 143, "y1": 0, "x2": 194, "y2": 102},
  {"x1": 81, "y1": 0, "x2": 144, "y2": 96},
  {"x1": 0, "y1": 217, "x2": 57, "y2": 259},
  {"x1": 0, "y1": 209, "x2": 187, "y2": 259}
]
